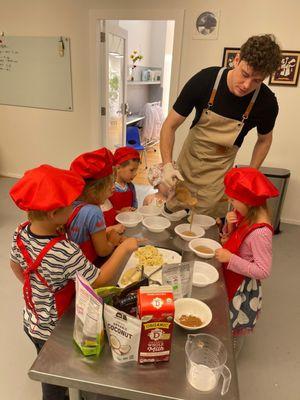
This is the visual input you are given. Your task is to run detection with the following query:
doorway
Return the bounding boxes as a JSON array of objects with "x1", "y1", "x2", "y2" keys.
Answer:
[
  {"x1": 100, "y1": 20, "x2": 175, "y2": 157},
  {"x1": 90, "y1": 9, "x2": 184, "y2": 188}
]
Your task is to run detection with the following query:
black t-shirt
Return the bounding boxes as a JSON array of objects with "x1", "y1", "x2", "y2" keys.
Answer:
[{"x1": 173, "y1": 67, "x2": 279, "y2": 147}]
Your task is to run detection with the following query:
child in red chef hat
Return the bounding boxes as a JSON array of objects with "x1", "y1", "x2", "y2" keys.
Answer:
[
  {"x1": 9, "y1": 164, "x2": 138, "y2": 400},
  {"x1": 68, "y1": 147, "x2": 139, "y2": 266},
  {"x1": 215, "y1": 167, "x2": 279, "y2": 356},
  {"x1": 108, "y1": 146, "x2": 140, "y2": 214}
]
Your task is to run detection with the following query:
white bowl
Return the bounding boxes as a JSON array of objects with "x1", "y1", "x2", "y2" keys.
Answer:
[
  {"x1": 189, "y1": 238, "x2": 221, "y2": 259},
  {"x1": 174, "y1": 223, "x2": 205, "y2": 242},
  {"x1": 138, "y1": 204, "x2": 162, "y2": 217},
  {"x1": 115, "y1": 211, "x2": 143, "y2": 228},
  {"x1": 174, "y1": 298, "x2": 212, "y2": 330},
  {"x1": 187, "y1": 214, "x2": 216, "y2": 230},
  {"x1": 142, "y1": 216, "x2": 171, "y2": 233},
  {"x1": 161, "y1": 208, "x2": 188, "y2": 222},
  {"x1": 193, "y1": 261, "x2": 219, "y2": 287}
]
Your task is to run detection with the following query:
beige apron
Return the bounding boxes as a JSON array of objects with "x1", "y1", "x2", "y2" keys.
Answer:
[{"x1": 177, "y1": 67, "x2": 260, "y2": 218}]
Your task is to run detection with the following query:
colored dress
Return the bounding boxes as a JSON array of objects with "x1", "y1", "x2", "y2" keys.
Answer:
[{"x1": 222, "y1": 219, "x2": 273, "y2": 336}]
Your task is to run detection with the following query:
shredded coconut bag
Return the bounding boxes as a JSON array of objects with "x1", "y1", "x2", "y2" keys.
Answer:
[
  {"x1": 104, "y1": 304, "x2": 142, "y2": 363},
  {"x1": 73, "y1": 273, "x2": 104, "y2": 356}
]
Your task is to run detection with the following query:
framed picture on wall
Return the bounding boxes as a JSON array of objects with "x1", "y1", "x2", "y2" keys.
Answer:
[
  {"x1": 269, "y1": 50, "x2": 300, "y2": 86},
  {"x1": 192, "y1": 10, "x2": 220, "y2": 40},
  {"x1": 222, "y1": 48, "x2": 240, "y2": 68}
]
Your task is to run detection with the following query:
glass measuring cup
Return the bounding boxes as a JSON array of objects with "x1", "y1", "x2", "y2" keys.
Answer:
[{"x1": 185, "y1": 333, "x2": 231, "y2": 395}]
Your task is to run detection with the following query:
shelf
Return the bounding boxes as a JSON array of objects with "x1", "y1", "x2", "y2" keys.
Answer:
[
  {"x1": 126, "y1": 115, "x2": 145, "y2": 125},
  {"x1": 127, "y1": 81, "x2": 161, "y2": 85}
]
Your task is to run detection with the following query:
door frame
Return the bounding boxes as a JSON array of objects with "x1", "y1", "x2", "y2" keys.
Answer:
[
  {"x1": 99, "y1": 20, "x2": 128, "y2": 149},
  {"x1": 89, "y1": 9, "x2": 185, "y2": 148}
]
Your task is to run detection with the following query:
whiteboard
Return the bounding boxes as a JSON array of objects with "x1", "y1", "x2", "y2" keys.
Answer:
[{"x1": 0, "y1": 36, "x2": 73, "y2": 111}]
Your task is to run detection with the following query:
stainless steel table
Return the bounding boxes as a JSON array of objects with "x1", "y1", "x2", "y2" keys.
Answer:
[{"x1": 28, "y1": 221, "x2": 240, "y2": 400}]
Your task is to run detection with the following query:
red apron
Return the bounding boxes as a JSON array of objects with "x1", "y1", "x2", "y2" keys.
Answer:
[
  {"x1": 16, "y1": 222, "x2": 75, "y2": 321},
  {"x1": 103, "y1": 207, "x2": 117, "y2": 227},
  {"x1": 109, "y1": 189, "x2": 133, "y2": 211},
  {"x1": 66, "y1": 203, "x2": 98, "y2": 263},
  {"x1": 222, "y1": 219, "x2": 273, "y2": 300}
]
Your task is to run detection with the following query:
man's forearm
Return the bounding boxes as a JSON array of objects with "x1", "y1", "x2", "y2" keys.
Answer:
[
  {"x1": 160, "y1": 123, "x2": 175, "y2": 164},
  {"x1": 250, "y1": 134, "x2": 273, "y2": 169}
]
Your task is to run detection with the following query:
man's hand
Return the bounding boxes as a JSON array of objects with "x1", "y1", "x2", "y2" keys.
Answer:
[
  {"x1": 162, "y1": 163, "x2": 184, "y2": 188},
  {"x1": 215, "y1": 248, "x2": 233, "y2": 263}
]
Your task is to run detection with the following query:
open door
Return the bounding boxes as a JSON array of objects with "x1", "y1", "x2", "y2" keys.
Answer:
[{"x1": 99, "y1": 21, "x2": 128, "y2": 150}]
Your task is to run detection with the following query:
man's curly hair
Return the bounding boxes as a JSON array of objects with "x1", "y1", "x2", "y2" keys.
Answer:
[{"x1": 240, "y1": 34, "x2": 281, "y2": 76}]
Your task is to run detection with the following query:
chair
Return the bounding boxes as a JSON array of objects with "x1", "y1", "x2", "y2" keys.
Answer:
[{"x1": 126, "y1": 126, "x2": 148, "y2": 168}]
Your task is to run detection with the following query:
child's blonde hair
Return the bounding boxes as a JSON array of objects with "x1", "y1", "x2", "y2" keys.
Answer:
[
  {"x1": 245, "y1": 203, "x2": 271, "y2": 226},
  {"x1": 80, "y1": 174, "x2": 113, "y2": 203}
]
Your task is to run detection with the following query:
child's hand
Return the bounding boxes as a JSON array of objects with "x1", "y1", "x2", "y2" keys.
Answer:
[
  {"x1": 112, "y1": 223, "x2": 125, "y2": 234},
  {"x1": 121, "y1": 237, "x2": 139, "y2": 252},
  {"x1": 214, "y1": 248, "x2": 233, "y2": 263},
  {"x1": 226, "y1": 211, "x2": 238, "y2": 224},
  {"x1": 107, "y1": 229, "x2": 122, "y2": 246},
  {"x1": 120, "y1": 236, "x2": 148, "y2": 249},
  {"x1": 106, "y1": 224, "x2": 125, "y2": 234}
]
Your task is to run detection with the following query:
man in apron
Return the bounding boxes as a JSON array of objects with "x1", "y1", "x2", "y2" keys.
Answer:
[{"x1": 160, "y1": 34, "x2": 282, "y2": 218}]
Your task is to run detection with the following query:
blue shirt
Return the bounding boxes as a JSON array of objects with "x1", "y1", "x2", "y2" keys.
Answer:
[{"x1": 67, "y1": 201, "x2": 106, "y2": 245}]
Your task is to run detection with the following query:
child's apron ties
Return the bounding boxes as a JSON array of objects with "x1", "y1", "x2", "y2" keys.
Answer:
[{"x1": 16, "y1": 222, "x2": 75, "y2": 321}]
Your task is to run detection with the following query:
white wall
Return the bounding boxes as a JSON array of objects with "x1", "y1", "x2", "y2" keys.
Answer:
[
  {"x1": 119, "y1": 20, "x2": 152, "y2": 67},
  {"x1": 119, "y1": 20, "x2": 167, "y2": 68},
  {"x1": 0, "y1": 0, "x2": 299, "y2": 223}
]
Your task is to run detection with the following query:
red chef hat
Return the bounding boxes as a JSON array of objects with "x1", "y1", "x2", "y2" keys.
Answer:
[
  {"x1": 113, "y1": 147, "x2": 140, "y2": 166},
  {"x1": 224, "y1": 167, "x2": 279, "y2": 206},
  {"x1": 10, "y1": 164, "x2": 85, "y2": 211},
  {"x1": 70, "y1": 148, "x2": 113, "y2": 180}
]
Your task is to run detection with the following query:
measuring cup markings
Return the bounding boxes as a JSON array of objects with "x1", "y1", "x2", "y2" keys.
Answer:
[{"x1": 185, "y1": 333, "x2": 231, "y2": 395}]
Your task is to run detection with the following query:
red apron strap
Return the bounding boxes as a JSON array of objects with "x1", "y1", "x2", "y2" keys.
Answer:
[
  {"x1": 16, "y1": 224, "x2": 66, "y2": 320},
  {"x1": 66, "y1": 202, "x2": 86, "y2": 230},
  {"x1": 222, "y1": 221, "x2": 273, "y2": 300},
  {"x1": 103, "y1": 207, "x2": 117, "y2": 227}
]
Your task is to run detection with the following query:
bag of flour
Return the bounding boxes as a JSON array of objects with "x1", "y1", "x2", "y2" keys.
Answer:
[{"x1": 104, "y1": 304, "x2": 141, "y2": 363}]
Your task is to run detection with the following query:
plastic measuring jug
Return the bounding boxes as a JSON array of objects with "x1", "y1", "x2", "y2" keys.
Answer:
[{"x1": 185, "y1": 333, "x2": 231, "y2": 395}]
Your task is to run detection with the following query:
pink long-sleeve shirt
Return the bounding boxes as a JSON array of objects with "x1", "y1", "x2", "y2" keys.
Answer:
[{"x1": 227, "y1": 226, "x2": 273, "y2": 280}]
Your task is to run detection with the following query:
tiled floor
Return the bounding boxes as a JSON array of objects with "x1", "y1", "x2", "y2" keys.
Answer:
[{"x1": 1, "y1": 176, "x2": 299, "y2": 400}]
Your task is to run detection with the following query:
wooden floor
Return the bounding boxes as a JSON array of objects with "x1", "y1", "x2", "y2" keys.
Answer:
[{"x1": 133, "y1": 144, "x2": 161, "y2": 185}]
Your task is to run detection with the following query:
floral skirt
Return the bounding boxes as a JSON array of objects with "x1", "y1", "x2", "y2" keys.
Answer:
[{"x1": 229, "y1": 277, "x2": 262, "y2": 337}]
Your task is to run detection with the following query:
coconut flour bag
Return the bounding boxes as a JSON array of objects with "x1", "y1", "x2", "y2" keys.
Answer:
[
  {"x1": 104, "y1": 304, "x2": 141, "y2": 363},
  {"x1": 73, "y1": 273, "x2": 104, "y2": 356}
]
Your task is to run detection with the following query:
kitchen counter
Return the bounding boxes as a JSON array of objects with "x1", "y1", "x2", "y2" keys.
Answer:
[{"x1": 28, "y1": 220, "x2": 240, "y2": 400}]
